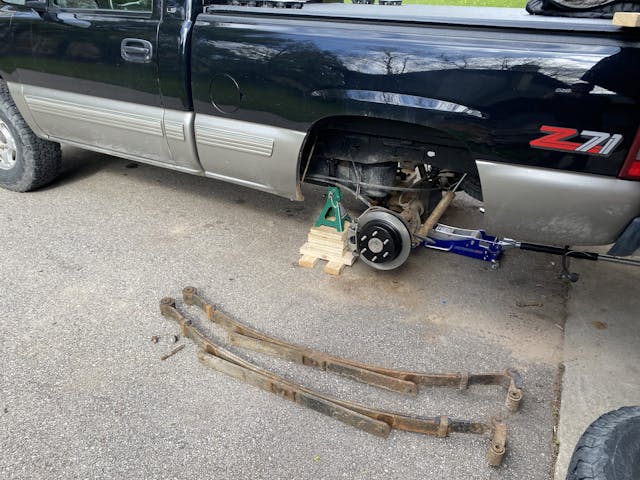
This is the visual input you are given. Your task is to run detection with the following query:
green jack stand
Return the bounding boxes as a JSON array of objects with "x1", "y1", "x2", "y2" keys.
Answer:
[{"x1": 315, "y1": 187, "x2": 352, "y2": 233}]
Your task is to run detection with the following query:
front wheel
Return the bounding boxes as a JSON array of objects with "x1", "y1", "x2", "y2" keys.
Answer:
[{"x1": 0, "y1": 80, "x2": 61, "y2": 192}]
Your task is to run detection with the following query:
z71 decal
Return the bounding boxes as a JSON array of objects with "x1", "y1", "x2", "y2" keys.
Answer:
[{"x1": 530, "y1": 125, "x2": 623, "y2": 157}]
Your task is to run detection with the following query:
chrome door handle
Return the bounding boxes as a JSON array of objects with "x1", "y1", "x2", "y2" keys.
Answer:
[{"x1": 121, "y1": 38, "x2": 153, "y2": 64}]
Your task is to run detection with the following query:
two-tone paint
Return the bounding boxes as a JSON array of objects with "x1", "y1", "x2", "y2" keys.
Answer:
[{"x1": 1, "y1": 0, "x2": 640, "y2": 246}]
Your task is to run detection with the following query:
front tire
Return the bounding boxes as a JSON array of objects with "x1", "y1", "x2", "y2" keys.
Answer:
[{"x1": 0, "y1": 80, "x2": 61, "y2": 192}]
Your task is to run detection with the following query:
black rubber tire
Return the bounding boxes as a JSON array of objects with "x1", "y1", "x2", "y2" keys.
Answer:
[
  {"x1": 0, "y1": 80, "x2": 61, "y2": 192},
  {"x1": 566, "y1": 406, "x2": 640, "y2": 480},
  {"x1": 462, "y1": 174, "x2": 483, "y2": 201}
]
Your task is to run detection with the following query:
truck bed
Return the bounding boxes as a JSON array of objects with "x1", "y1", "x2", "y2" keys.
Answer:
[{"x1": 204, "y1": 4, "x2": 634, "y2": 34}]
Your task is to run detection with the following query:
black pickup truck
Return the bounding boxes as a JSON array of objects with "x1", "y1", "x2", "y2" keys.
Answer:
[{"x1": 1, "y1": 0, "x2": 639, "y2": 268}]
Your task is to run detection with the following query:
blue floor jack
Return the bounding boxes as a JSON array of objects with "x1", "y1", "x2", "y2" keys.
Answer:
[
  {"x1": 421, "y1": 224, "x2": 504, "y2": 269},
  {"x1": 419, "y1": 224, "x2": 640, "y2": 282},
  {"x1": 411, "y1": 176, "x2": 504, "y2": 271}
]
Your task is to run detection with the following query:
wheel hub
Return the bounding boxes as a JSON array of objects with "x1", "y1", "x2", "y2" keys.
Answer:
[
  {"x1": 0, "y1": 120, "x2": 17, "y2": 171},
  {"x1": 358, "y1": 222, "x2": 403, "y2": 264},
  {"x1": 351, "y1": 207, "x2": 412, "y2": 271}
]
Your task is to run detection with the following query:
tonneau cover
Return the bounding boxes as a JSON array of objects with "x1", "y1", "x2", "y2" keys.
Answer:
[
  {"x1": 204, "y1": 4, "x2": 633, "y2": 33},
  {"x1": 526, "y1": 0, "x2": 640, "y2": 18}
]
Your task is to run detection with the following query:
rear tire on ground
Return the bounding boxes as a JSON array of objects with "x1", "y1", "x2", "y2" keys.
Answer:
[
  {"x1": 566, "y1": 406, "x2": 640, "y2": 480},
  {"x1": 0, "y1": 80, "x2": 61, "y2": 192}
]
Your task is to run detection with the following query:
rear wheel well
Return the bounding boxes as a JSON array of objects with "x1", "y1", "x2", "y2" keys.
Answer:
[{"x1": 300, "y1": 116, "x2": 482, "y2": 200}]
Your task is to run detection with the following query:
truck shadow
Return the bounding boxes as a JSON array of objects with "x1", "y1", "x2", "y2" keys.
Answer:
[{"x1": 42, "y1": 146, "x2": 121, "y2": 190}]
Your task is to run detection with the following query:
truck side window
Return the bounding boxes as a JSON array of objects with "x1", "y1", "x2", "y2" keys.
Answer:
[{"x1": 52, "y1": 0, "x2": 152, "y2": 11}]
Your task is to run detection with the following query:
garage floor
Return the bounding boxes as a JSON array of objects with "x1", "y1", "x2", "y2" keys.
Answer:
[{"x1": 0, "y1": 147, "x2": 636, "y2": 479}]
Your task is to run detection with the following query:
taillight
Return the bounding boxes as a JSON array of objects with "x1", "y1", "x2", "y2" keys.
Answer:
[{"x1": 619, "y1": 128, "x2": 640, "y2": 180}]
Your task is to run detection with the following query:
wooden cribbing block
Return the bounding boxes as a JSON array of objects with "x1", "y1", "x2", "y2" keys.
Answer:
[
  {"x1": 308, "y1": 224, "x2": 350, "y2": 241},
  {"x1": 299, "y1": 243, "x2": 356, "y2": 265},
  {"x1": 298, "y1": 222, "x2": 355, "y2": 276},
  {"x1": 613, "y1": 12, "x2": 640, "y2": 27},
  {"x1": 298, "y1": 254, "x2": 319, "y2": 269}
]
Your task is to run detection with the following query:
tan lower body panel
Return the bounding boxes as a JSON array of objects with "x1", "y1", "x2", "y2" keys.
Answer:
[
  {"x1": 195, "y1": 114, "x2": 306, "y2": 200},
  {"x1": 476, "y1": 160, "x2": 640, "y2": 245}
]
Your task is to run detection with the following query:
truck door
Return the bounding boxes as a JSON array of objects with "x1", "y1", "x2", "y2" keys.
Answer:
[{"x1": 21, "y1": 0, "x2": 175, "y2": 166}]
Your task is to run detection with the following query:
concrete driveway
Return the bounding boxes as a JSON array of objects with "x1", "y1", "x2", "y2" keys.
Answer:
[{"x1": 1, "y1": 147, "x2": 637, "y2": 479}]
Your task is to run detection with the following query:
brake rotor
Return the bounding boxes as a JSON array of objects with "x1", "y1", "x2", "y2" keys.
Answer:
[{"x1": 350, "y1": 207, "x2": 412, "y2": 270}]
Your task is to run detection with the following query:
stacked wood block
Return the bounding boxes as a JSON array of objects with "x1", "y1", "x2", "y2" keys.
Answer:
[
  {"x1": 613, "y1": 12, "x2": 640, "y2": 27},
  {"x1": 299, "y1": 223, "x2": 356, "y2": 276}
]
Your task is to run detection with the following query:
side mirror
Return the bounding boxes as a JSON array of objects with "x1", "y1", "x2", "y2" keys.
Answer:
[{"x1": 3, "y1": 0, "x2": 48, "y2": 11}]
